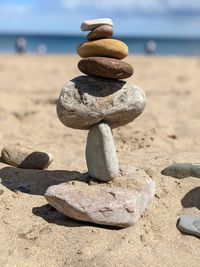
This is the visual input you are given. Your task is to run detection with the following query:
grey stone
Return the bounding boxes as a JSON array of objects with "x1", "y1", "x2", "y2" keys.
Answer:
[
  {"x1": 57, "y1": 76, "x2": 145, "y2": 130},
  {"x1": 161, "y1": 163, "x2": 200, "y2": 179},
  {"x1": 1, "y1": 144, "x2": 54, "y2": 169},
  {"x1": 86, "y1": 122, "x2": 119, "y2": 181},
  {"x1": 81, "y1": 18, "x2": 113, "y2": 31},
  {"x1": 45, "y1": 166, "x2": 156, "y2": 228},
  {"x1": 177, "y1": 215, "x2": 200, "y2": 237}
]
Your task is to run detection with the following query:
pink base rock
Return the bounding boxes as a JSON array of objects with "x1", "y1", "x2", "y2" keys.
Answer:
[{"x1": 45, "y1": 166, "x2": 155, "y2": 228}]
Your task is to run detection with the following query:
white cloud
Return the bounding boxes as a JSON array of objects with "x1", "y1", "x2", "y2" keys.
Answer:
[
  {"x1": 61, "y1": 0, "x2": 84, "y2": 10},
  {"x1": 0, "y1": 4, "x2": 31, "y2": 15},
  {"x1": 167, "y1": 0, "x2": 200, "y2": 10},
  {"x1": 61, "y1": 0, "x2": 200, "y2": 14},
  {"x1": 61, "y1": 0, "x2": 164, "y2": 12}
]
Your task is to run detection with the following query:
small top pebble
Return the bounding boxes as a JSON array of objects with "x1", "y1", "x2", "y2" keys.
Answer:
[{"x1": 81, "y1": 18, "x2": 113, "y2": 31}]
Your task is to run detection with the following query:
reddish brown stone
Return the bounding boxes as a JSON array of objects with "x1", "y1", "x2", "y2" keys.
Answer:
[
  {"x1": 87, "y1": 25, "x2": 113, "y2": 41},
  {"x1": 78, "y1": 57, "x2": 133, "y2": 79}
]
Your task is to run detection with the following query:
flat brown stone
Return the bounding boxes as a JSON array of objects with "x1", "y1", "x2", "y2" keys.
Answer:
[
  {"x1": 87, "y1": 25, "x2": 113, "y2": 41},
  {"x1": 77, "y1": 39, "x2": 128, "y2": 60},
  {"x1": 78, "y1": 57, "x2": 133, "y2": 79}
]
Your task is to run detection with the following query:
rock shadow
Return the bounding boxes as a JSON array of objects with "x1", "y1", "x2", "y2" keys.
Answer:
[
  {"x1": 0, "y1": 166, "x2": 83, "y2": 196},
  {"x1": 33, "y1": 204, "x2": 121, "y2": 230},
  {"x1": 72, "y1": 75, "x2": 125, "y2": 97},
  {"x1": 181, "y1": 187, "x2": 200, "y2": 210},
  {"x1": 161, "y1": 163, "x2": 200, "y2": 179}
]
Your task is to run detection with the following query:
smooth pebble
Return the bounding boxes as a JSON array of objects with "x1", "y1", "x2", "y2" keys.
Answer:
[
  {"x1": 78, "y1": 57, "x2": 133, "y2": 79},
  {"x1": 81, "y1": 18, "x2": 113, "y2": 31},
  {"x1": 77, "y1": 39, "x2": 128, "y2": 60},
  {"x1": 86, "y1": 122, "x2": 119, "y2": 181}
]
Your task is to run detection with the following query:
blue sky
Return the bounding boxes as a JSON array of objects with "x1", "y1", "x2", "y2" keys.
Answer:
[{"x1": 0, "y1": 0, "x2": 200, "y2": 37}]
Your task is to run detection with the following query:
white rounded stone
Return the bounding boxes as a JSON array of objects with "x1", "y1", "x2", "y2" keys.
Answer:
[{"x1": 81, "y1": 18, "x2": 113, "y2": 31}]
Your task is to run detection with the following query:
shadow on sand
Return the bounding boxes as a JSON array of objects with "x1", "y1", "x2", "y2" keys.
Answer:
[
  {"x1": 0, "y1": 165, "x2": 120, "y2": 229},
  {"x1": 32, "y1": 204, "x2": 119, "y2": 230},
  {"x1": 0, "y1": 166, "x2": 83, "y2": 196}
]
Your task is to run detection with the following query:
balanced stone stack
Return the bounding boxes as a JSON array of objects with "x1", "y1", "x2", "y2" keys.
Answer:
[
  {"x1": 78, "y1": 18, "x2": 133, "y2": 80},
  {"x1": 45, "y1": 18, "x2": 155, "y2": 228}
]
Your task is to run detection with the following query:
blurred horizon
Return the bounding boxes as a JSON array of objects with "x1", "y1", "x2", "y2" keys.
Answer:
[
  {"x1": 0, "y1": 0, "x2": 200, "y2": 38},
  {"x1": 1, "y1": 0, "x2": 200, "y2": 55}
]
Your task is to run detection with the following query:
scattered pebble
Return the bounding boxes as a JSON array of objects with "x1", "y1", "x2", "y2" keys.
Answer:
[
  {"x1": 161, "y1": 163, "x2": 200, "y2": 179},
  {"x1": 1, "y1": 144, "x2": 54, "y2": 169},
  {"x1": 177, "y1": 215, "x2": 200, "y2": 238},
  {"x1": 14, "y1": 186, "x2": 31, "y2": 194}
]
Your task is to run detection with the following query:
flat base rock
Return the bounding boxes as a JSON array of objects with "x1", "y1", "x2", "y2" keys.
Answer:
[
  {"x1": 45, "y1": 166, "x2": 155, "y2": 228},
  {"x1": 1, "y1": 144, "x2": 54, "y2": 169}
]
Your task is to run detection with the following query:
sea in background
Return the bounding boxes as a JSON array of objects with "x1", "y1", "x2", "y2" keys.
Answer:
[{"x1": 0, "y1": 34, "x2": 200, "y2": 56}]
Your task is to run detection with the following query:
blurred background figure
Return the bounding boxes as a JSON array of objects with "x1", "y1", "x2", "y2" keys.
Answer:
[
  {"x1": 37, "y1": 44, "x2": 47, "y2": 54},
  {"x1": 145, "y1": 40, "x2": 157, "y2": 55},
  {"x1": 15, "y1": 37, "x2": 27, "y2": 54}
]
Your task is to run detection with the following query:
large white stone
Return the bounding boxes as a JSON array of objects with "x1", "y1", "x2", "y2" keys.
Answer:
[
  {"x1": 57, "y1": 76, "x2": 145, "y2": 130},
  {"x1": 81, "y1": 18, "x2": 113, "y2": 31},
  {"x1": 45, "y1": 166, "x2": 155, "y2": 228},
  {"x1": 86, "y1": 122, "x2": 119, "y2": 181}
]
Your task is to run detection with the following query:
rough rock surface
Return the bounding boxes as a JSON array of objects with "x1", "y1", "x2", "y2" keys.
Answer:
[
  {"x1": 45, "y1": 166, "x2": 156, "y2": 227},
  {"x1": 78, "y1": 57, "x2": 133, "y2": 79},
  {"x1": 81, "y1": 18, "x2": 113, "y2": 31},
  {"x1": 86, "y1": 122, "x2": 119, "y2": 181},
  {"x1": 177, "y1": 215, "x2": 200, "y2": 237},
  {"x1": 57, "y1": 76, "x2": 145, "y2": 130},
  {"x1": 77, "y1": 39, "x2": 128, "y2": 59},
  {"x1": 87, "y1": 25, "x2": 113, "y2": 41},
  {"x1": 1, "y1": 144, "x2": 53, "y2": 169}
]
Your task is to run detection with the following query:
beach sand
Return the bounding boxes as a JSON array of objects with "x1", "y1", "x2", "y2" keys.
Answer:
[{"x1": 0, "y1": 55, "x2": 199, "y2": 266}]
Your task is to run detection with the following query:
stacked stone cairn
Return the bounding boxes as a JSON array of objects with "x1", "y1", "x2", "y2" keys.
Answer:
[{"x1": 45, "y1": 18, "x2": 156, "y2": 228}]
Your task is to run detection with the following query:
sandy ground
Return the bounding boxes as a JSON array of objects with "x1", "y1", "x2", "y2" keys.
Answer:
[{"x1": 0, "y1": 55, "x2": 200, "y2": 267}]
